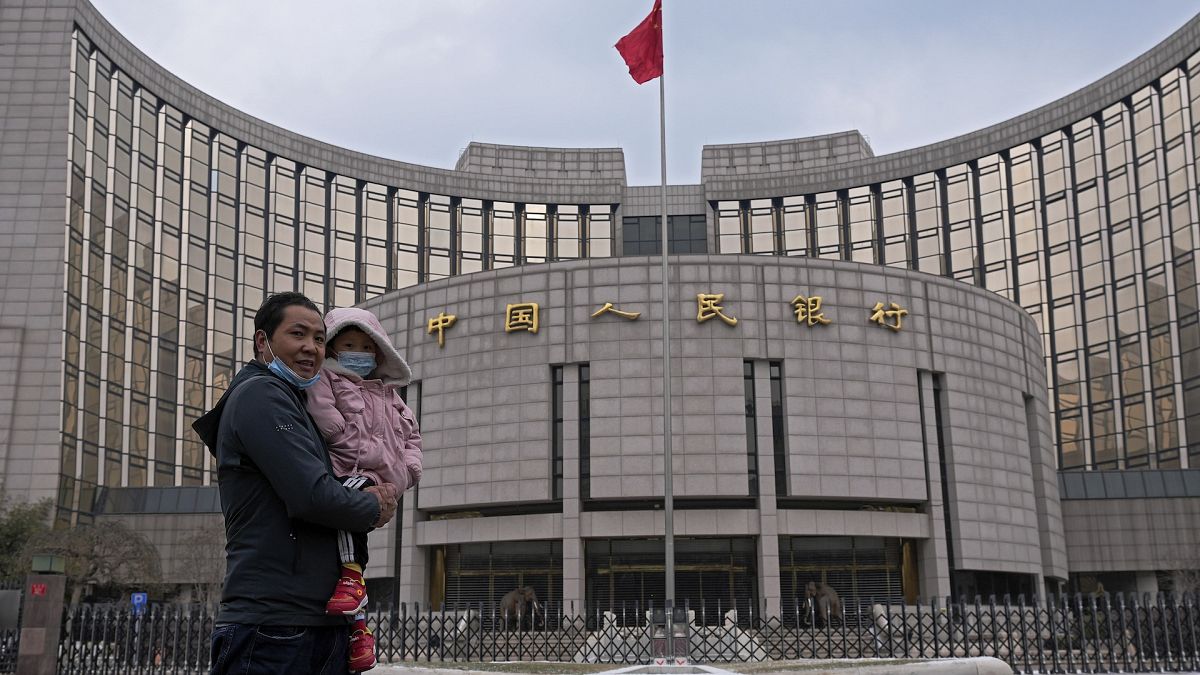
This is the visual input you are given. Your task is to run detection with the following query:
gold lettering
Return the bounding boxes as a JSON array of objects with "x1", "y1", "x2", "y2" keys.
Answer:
[
  {"x1": 696, "y1": 293, "x2": 737, "y2": 326},
  {"x1": 790, "y1": 295, "x2": 832, "y2": 326},
  {"x1": 869, "y1": 301, "x2": 908, "y2": 332},
  {"x1": 590, "y1": 302, "x2": 641, "y2": 320},
  {"x1": 505, "y1": 302, "x2": 540, "y2": 333},
  {"x1": 426, "y1": 311, "x2": 457, "y2": 347}
]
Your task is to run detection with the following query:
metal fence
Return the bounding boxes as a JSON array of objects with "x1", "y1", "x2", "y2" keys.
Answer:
[
  {"x1": 52, "y1": 592, "x2": 1200, "y2": 674},
  {"x1": 0, "y1": 578, "x2": 21, "y2": 674},
  {"x1": 0, "y1": 629, "x2": 15, "y2": 675}
]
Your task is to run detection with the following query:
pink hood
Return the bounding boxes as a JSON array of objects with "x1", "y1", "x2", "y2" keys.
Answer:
[{"x1": 323, "y1": 307, "x2": 412, "y2": 387}]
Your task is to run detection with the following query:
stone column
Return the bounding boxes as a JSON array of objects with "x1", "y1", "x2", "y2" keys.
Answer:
[
  {"x1": 561, "y1": 365, "x2": 586, "y2": 615},
  {"x1": 396, "y1": 491, "x2": 426, "y2": 604},
  {"x1": 753, "y1": 361, "x2": 781, "y2": 617},
  {"x1": 917, "y1": 371, "x2": 952, "y2": 600},
  {"x1": 16, "y1": 574, "x2": 66, "y2": 675}
]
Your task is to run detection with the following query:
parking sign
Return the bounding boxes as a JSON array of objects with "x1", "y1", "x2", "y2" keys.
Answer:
[{"x1": 131, "y1": 592, "x2": 148, "y2": 615}]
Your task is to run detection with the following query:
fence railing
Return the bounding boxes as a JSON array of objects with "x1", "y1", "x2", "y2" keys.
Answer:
[
  {"x1": 52, "y1": 592, "x2": 1200, "y2": 674},
  {"x1": 0, "y1": 578, "x2": 22, "y2": 674},
  {"x1": 0, "y1": 629, "x2": 15, "y2": 674}
]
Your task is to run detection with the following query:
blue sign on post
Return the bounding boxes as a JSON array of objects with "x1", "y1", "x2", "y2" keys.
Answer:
[{"x1": 131, "y1": 592, "x2": 148, "y2": 615}]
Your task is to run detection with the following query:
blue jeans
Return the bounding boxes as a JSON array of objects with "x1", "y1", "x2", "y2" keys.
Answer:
[{"x1": 210, "y1": 623, "x2": 349, "y2": 675}]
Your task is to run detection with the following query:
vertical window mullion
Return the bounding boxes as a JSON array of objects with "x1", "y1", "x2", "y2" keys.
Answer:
[
  {"x1": 904, "y1": 176, "x2": 918, "y2": 271},
  {"x1": 969, "y1": 162, "x2": 985, "y2": 287}
]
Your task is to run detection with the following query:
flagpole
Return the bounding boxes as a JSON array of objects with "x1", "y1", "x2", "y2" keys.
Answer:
[{"x1": 658, "y1": 43, "x2": 675, "y2": 611}]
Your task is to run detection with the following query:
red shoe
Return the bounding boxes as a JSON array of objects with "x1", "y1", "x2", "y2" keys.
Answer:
[
  {"x1": 326, "y1": 567, "x2": 368, "y2": 615},
  {"x1": 348, "y1": 627, "x2": 376, "y2": 672}
]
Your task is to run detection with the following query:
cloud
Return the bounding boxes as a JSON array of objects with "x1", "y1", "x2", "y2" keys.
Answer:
[{"x1": 89, "y1": 0, "x2": 1200, "y2": 185}]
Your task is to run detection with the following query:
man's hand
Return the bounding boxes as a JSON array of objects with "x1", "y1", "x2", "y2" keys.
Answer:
[{"x1": 365, "y1": 483, "x2": 399, "y2": 528}]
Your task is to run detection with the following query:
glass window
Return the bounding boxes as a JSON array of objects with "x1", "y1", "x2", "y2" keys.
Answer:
[
  {"x1": 1040, "y1": 132, "x2": 1067, "y2": 197},
  {"x1": 300, "y1": 168, "x2": 328, "y2": 303},
  {"x1": 879, "y1": 182, "x2": 908, "y2": 268},
  {"x1": 912, "y1": 174, "x2": 942, "y2": 275},
  {"x1": 523, "y1": 203, "x2": 547, "y2": 264},
  {"x1": 552, "y1": 365, "x2": 563, "y2": 500},
  {"x1": 781, "y1": 196, "x2": 809, "y2": 257},
  {"x1": 814, "y1": 192, "x2": 841, "y2": 259},
  {"x1": 491, "y1": 201, "x2": 516, "y2": 268},
  {"x1": 749, "y1": 199, "x2": 775, "y2": 254},
  {"x1": 555, "y1": 205, "x2": 580, "y2": 260},
  {"x1": 270, "y1": 157, "x2": 298, "y2": 291},
  {"x1": 394, "y1": 189, "x2": 420, "y2": 287},
  {"x1": 743, "y1": 361, "x2": 758, "y2": 497},
  {"x1": 426, "y1": 193, "x2": 452, "y2": 281},
  {"x1": 1059, "y1": 409, "x2": 1084, "y2": 469},
  {"x1": 329, "y1": 176, "x2": 357, "y2": 304},
  {"x1": 587, "y1": 205, "x2": 612, "y2": 258},
  {"x1": 976, "y1": 156, "x2": 1010, "y2": 294},
  {"x1": 459, "y1": 198, "x2": 485, "y2": 274},
  {"x1": 362, "y1": 183, "x2": 389, "y2": 298},
  {"x1": 847, "y1": 187, "x2": 875, "y2": 264},
  {"x1": 717, "y1": 200, "x2": 742, "y2": 254},
  {"x1": 943, "y1": 165, "x2": 975, "y2": 282}
]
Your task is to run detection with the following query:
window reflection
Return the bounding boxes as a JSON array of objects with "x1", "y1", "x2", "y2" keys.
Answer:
[
  {"x1": 814, "y1": 192, "x2": 841, "y2": 259},
  {"x1": 749, "y1": 199, "x2": 775, "y2": 254},
  {"x1": 523, "y1": 203, "x2": 548, "y2": 264},
  {"x1": 847, "y1": 187, "x2": 874, "y2": 264},
  {"x1": 556, "y1": 205, "x2": 580, "y2": 260},
  {"x1": 717, "y1": 200, "x2": 742, "y2": 254},
  {"x1": 426, "y1": 194, "x2": 452, "y2": 281},
  {"x1": 912, "y1": 174, "x2": 943, "y2": 275},
  {"x1": 492, "y1": 201, "x2": 516, "y2": 268},
  {"x1": 781, "y1": 196, "x2": 809, "y2": 257},
  {"x1": 394, "y1": 189, "x2": 420, "y2": 288},
  {"x1": 588, "y1": 205, "x2": 612, "y2": 258}
]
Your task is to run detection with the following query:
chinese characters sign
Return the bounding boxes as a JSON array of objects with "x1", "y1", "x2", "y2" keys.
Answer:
[
  {"x1": 425, "y1": 294, "x2": 909, "y2": 347},
  {"x1": 791, "y1": 295, "x2": 831, "y2": 326}
]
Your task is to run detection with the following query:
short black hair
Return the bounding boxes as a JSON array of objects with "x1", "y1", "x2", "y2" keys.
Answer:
[{"x1": 253, "y1": 292, "x2": 321, "y2": 354}]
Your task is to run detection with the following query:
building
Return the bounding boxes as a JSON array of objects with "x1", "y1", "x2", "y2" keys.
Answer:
[{"x1": 0, "y1": 0, "x2": 1197, "y2": 608}]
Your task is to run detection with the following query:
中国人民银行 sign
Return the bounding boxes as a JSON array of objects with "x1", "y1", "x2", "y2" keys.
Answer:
[{"x1": 423, "y1": 293, "x2": 910, "y2": 348}]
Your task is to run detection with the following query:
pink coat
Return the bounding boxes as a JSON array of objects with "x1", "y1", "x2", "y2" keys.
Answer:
[{"x1": 306, "y1": 308, "x2": 422, "y2": 491}]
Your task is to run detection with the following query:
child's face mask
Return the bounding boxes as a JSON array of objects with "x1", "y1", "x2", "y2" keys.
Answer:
[{"x1": 338, "y1": 352, "x2": 376, "y2": 378}]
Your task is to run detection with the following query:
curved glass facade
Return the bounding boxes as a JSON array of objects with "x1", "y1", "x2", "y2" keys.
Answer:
[
  {"x1": 48, "y1": 12, "x2": 1199, "y2": 527},
  {"x1": 712, "y1": 72, "x2": 1200, "y2": 474},
  {"x1": 58, "y1": 29, "x2": 615, "y2": 521}
]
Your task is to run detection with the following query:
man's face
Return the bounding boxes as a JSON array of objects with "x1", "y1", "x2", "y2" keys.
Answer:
[{"x1": 257, "y1": 305, "x2": 325, "y2": 379}]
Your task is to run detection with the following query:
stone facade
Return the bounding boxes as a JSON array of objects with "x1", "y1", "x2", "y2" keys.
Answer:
[{"x1": 359, "y1": 255, "x2": 1065, "y2": 606}]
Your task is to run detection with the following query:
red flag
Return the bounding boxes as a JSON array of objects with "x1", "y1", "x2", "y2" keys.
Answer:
[{"x1": 615, "y1": 0, "x2": 663, "y2": 84}]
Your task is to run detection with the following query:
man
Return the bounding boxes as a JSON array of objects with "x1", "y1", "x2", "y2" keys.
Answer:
[{"x1": 193, "y1": 292, "x2": 399, "y2": 674}]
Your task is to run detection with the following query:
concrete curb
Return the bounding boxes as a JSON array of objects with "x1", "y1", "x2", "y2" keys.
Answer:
[{"x1": 371, "y1": 657, "x2": 1014, "y2": 675}]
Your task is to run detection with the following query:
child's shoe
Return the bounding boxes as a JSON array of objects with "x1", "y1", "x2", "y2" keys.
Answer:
[
  {"x1": 348, "y1": 625, "x2": 377, "y2": 672},
  {"x1": 326, "y1": 563, "x2": 368, "y2": 615}
]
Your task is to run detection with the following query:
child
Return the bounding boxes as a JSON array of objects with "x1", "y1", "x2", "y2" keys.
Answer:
[{"x1": 306, "y1": 306, "x2": 423, "y2": 673}]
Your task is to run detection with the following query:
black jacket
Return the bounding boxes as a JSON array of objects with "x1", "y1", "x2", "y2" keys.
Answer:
[{"x1": 192, "y1": 360, "x2": 380, "y2": 626}]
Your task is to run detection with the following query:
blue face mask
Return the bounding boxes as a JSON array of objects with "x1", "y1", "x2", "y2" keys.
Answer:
[
  {"x1": 262, "y1": 335, "x2": 321, "y2": 390},
  {"x1": 338, "y1": 351, "x2": 376, "y2": 378}
]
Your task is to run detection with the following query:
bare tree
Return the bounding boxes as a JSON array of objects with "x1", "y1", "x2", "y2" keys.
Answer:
[
  {"x1": 178, "y1": 520, "x2": 226, "y2": 610},
  {"x1": 0, "y1": 498, "x2": 51, "y2": 579},
  {"x1": 22, "y1": 521, "x2": 161, "y2": 606},
  {"x1": 1170, "y1": 546, "x2": 1200, "y2": 594}
]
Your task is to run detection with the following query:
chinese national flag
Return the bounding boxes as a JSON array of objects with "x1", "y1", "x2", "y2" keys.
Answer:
[{"x1": 615, "y1": 0, "x2": 663, "y2": 84}]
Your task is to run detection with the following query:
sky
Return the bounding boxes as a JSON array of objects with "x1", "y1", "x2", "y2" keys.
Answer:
[{"x1": 89, "y1": 1, "x2": 1200, "y2": 186}]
